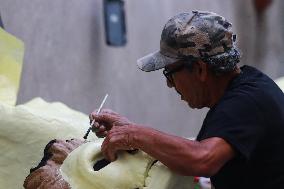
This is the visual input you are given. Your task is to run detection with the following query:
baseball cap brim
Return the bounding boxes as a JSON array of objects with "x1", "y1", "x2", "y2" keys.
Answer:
[{"x1": 137, "y1": 51, "x2": 179, "y2": 72}]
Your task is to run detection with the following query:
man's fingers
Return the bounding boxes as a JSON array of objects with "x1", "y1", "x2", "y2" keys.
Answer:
[
  {"x1": 92, "y1": 123, "x2": 106, "y2": 133},
  {"x1": 91, "y1": 113, "x2": 112, "y2": 123},
  {"x1": 101, "y1": 137, "x2": 108, "y2": 155},
  {"x1": 89, "y1": 113, "x2": 94, "y2": 120},
  {"x1": 96, "y1": 126, "x2": 107, "y2": 138},
  {"x1": 98, "y1": 125, "x2": 106, "y2": 132},
  {"x1": 103, "y1": 149, "x2": 116, "y2": 162},
  {"x1": 91, "y1": 120, "x2": 112, "y2": 138},
  {"x1": 91, "y1": 122, "x2": 100, "y2": 131},
  {"x1": 101, "y1": 136, "x2": 117, "y2": 161},
  {"x1": 103, "y1": 130, "x2": 108, "y2": 136},
  {"x1": 108, "y1": 151, "x2": 117, "y2": 162},
  {"x1": 96, "y1": 130, "x2": 108, "y2": 138},
  {"x1": 101, "y1": 109, "x2": 118, "y2": 115}
]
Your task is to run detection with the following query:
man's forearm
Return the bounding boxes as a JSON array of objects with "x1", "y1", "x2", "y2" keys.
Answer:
[{"x1": 132, "y1": 125, "x2": 210, "y2": 176}]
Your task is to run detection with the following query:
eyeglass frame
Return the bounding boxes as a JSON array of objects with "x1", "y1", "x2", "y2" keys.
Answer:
[{"x1": 163, "y1": 64, "x2": 186, "y2": 84}]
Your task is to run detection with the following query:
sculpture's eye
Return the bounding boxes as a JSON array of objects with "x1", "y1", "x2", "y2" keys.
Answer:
[
  {"x1": 93, "y1": 150, "x2": 138, "y2": 171},
  {"x1": 93, "y1": 159, "x2": 111, "y2": 171}
]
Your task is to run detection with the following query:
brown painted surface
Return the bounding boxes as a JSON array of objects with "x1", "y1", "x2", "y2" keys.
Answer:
[{"x1": 24, "y1": 139, "x2": 84, "y2": 189}]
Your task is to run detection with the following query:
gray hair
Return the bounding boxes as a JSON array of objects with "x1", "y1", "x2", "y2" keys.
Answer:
[
  {"x1": 203, "y1": 48, "x2": 241, "y2": 75},
  {"x1": 182, "y1": 47, "x2": 241, "y2": 75}
]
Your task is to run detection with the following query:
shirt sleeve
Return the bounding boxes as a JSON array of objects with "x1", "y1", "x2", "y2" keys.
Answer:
[{"x1": 201, "y1": 93, "x2": 266, "y2": 161}]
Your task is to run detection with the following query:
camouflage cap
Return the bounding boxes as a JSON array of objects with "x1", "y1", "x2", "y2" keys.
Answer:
[{"x1": 137, "y1": 11, "x2": 237, "y2": 72}]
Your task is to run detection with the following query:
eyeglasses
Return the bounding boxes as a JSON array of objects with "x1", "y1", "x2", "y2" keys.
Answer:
[{"x1": 163, "y1": 64, "x2": 185, "y2": 84}]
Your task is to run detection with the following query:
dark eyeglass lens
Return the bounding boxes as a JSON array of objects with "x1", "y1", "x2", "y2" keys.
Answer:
[{"x1": 163, "y1": 69, "x2": 173, "y2": 83}]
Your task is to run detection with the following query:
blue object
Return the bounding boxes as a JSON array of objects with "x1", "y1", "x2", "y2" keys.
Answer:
[
  {"x1": 0, "y1": 13, "x2": 4, "y2": 29},
  {"x1": 104, "y1": 0, "x2": 127, "y2": 46}
]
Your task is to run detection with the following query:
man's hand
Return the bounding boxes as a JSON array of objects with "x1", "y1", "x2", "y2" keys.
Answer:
[
  {"x1": 101, "y1": 125, "x2": 139, "y2": 162},
  {"x1": 89, "y1": 109, "x2": 133, "y2": 138}
]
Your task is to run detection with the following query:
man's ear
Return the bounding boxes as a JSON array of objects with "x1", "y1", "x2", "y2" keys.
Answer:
[{"x1": 196, "y1": 60, "x2": 208, "y2": 82}]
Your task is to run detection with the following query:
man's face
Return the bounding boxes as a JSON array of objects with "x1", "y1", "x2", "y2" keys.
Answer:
[{"x1": 164, "y1": 61, "x2": 207, "y2": 109}]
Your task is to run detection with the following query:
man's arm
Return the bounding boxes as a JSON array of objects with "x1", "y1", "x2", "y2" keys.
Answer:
[{"x1": 101, "y1": 124, "x2": 235, "y2": 177}]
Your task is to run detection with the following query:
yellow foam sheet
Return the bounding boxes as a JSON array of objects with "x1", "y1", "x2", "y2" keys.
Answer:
[
  {"x1": 61, "y1": 140, "x2": 195, "y2": 189},
  {"x1": 0, "y1": 98, "x2": 97, "y2": 189},
  {"x1": 0, "y1": 27, "x2": 24, "y2": 106}
]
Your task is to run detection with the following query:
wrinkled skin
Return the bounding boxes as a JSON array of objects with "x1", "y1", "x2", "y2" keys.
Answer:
[
  {"x1": 101, "y1": 125, "x2": 140, "y2": 161},
  {"x1": 90, "y1": 109, "x2": 138, "y2": 161},
  {"x1": 90, "y1": 109, "x2": 133, "y2": 138},
  {"x1": 24, "y1": 139, "x2": 84, "y2": 189}
]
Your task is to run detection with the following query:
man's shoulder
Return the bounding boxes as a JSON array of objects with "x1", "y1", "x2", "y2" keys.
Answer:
[
  {"x1": 225, "y1": 65, "x2": 282, "y2": 102},
  {"x1": 236, "y1": 65, "x2": 271, "y2": 86},
  {"x1": 213, "y1": 65, "x2": 284, "y2": 122}
]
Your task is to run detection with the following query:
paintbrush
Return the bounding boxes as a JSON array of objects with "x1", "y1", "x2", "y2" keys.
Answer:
[{"x1": 83, "y1": 94, "x2": 109, "y2": 140}]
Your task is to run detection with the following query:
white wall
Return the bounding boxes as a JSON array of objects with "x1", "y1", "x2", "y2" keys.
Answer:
[{"x1": 0, "y1": 0, "x2": 283, "y2": 137}]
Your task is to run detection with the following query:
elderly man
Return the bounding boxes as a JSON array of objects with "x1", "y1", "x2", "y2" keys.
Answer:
[{"x1": 90, "y1": 11, "x2": 284, "y2": 189}]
